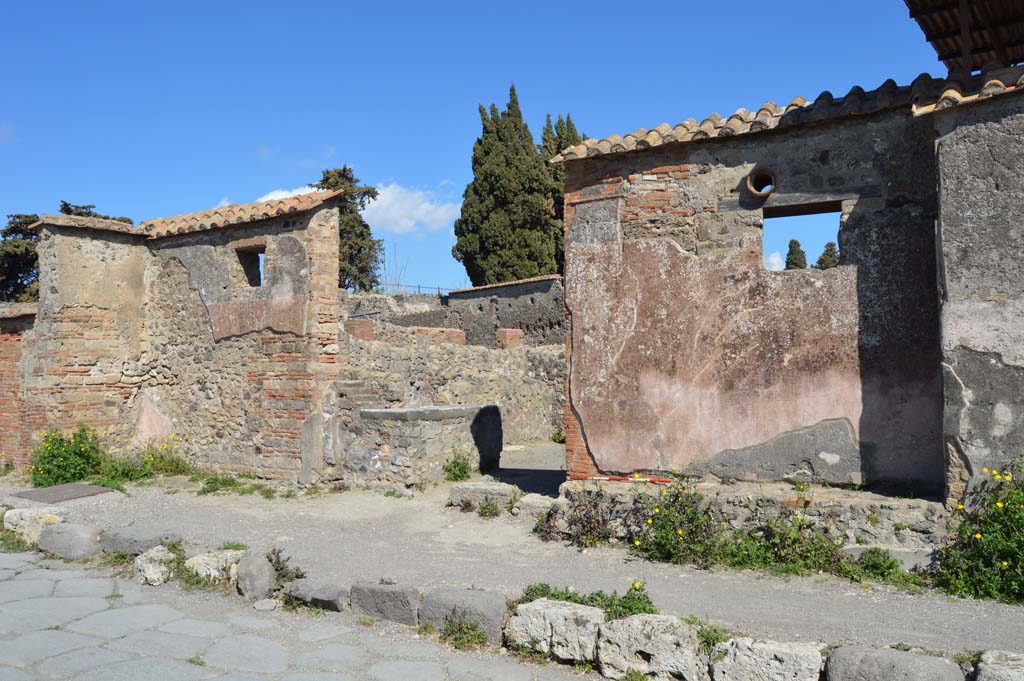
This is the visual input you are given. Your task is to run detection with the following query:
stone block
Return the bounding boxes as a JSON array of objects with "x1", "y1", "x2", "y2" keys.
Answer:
[
  {"x1": 135, "y1": 546, "x2": 175, "y2": 586},
  {"x1": 711, "y1": 637, "x2": 823, "y2": 681},
  {"x1": 3, "y1": 507, "x2": 65, "y2": 544},
  {"x1": 514, "y1": 493, "x2": 555, "y2": 519},
  {"x1": 505, "y1": 598, "x2": 605, "y2": 662},
  {"x1": 184, "y1": 549, "x2": 246, "y2": 582},
  {"x1": 596, "y1": 614, "x2": 701, "y2": 680},
  {"x1": 976, "y1": 650, "x2": 1024, "y2": 681},
  {"x1": 99, "y1": 527, "x2": 179, "y2": 557},
  {"x1": 350, "y1": 582, "x2": 421, "y2": 625},
  {"x1": 283, "y1": 578, "x2": 349, "y2": 612},
  {"x1": 448, "y1": 481, "x2": 520, "y2": 510},
  {"x1": 824, "y1": 646, "x2": 963, "y2": 681},
  {"x1": 37, "y1": 523, "x2": 100, "y2": 560},
  {"x1": 419, "y1": 588, "x2": 508, "y2": 644},
  {"x1": 235, "y1": 552, "x2": 276, "y2": 602}
]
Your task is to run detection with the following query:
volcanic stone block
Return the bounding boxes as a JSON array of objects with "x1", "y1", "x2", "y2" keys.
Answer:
[
  {"x1": 418, "y1": 588, "x2": 508, "y2": 644},
  {"x1": 37, "y1": 523, "x2": 101, "y2": 560},
  {"x1": 350, "y1": 582, "x2": 421, "y2": 626},
  {"x1": 824, "y1": 646, "x2": 963, "y2": 681}
]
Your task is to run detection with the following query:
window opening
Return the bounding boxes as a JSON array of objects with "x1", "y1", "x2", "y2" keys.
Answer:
[
  {"x1": 236, "y1": 246, "x2": 266, "y2": 286},
  {"x1": 762, "y1": 204, "x2": 842, "y2": 272}
]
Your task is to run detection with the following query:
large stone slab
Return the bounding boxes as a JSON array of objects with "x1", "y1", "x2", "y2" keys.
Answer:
[
  {"x1": 37, "y1": 523, "x2": 101, "y2": 560},
  {"x1": 99, "y1": 526, "x2": 179, "y2": 556},
  {"x1": 711, "y1": 637, "x2": 823, "y2": 681},
  {"x1": 505, "y1": 598, "x2": 605, "y2": 662},
  {"x1": 0, "y1": 629, "x2": 96, "y2": 667},
  {"x1": 824, "y1": 646, "x2": 963, "y2": 681},
  {"x1": 283, "y1": 577, "x2": 349, "y2": 611},
  {"x1": 184, "y1": 549, "x2": 246, "y2": 582},
  {"x1": 12, "y1": 482, "x2": 113, "y2": 503},
  {"x1": 350, "y1": 582, "x2": 421, "y2": 626},
  {"x1": 448, "y1": 481, "x2": 520, "y2": 510},
  {"x1": 977, "y1": 650, "x2": 1024, "y2": 681},
  {"x1": 66, "y1": 604, "x2": 184, "y2": 638},
  {"x1": 419, "y1": 588, "x2": 508, "y2": 645},
  {"x1": 596, "y1": 614, "x2": 701, "y2": 680},
  {"x1": 204, "y1": 634, "x2": 289, "y2": 673}
]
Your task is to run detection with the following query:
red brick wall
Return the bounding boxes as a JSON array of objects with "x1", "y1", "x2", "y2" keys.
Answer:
[
  {"x1": 495, "y1": 328, "x2": 524, "y2": 349},
  {"x1": 344, "y1": 318, "x2": 374, "y2": 341},
  {"x1": 414, "y1": 327, "x2": 467, "y2": 345},
  {"x1": 0, "y1": 316, "x2": 32, "y2": 466}
]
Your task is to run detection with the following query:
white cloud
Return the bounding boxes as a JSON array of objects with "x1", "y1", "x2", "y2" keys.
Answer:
[
  {"x1": 255, "y1": 186, "x2": 322, "y2": 202},
  {"x1": 215, "y1": 196, "x2": 231, "y2": 208},
  {"x1": 765, "y1": 251, "x2": 784, "y2": 271},
  {"x1": 361, "y1": 183, "x2": 461, "y2": 235},
  {"x1": 0, "y1": 122, "x2": 13, "y2": 144}
]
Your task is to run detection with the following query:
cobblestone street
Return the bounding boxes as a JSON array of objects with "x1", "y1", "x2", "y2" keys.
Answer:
[{"x1": 0, "y1": 552, "x2": 581, "y2": 681}]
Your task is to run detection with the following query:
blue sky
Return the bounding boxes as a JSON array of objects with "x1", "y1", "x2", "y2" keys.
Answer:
[{"x1": 0, "y1": 1, "x2": 939, "y2": 289}]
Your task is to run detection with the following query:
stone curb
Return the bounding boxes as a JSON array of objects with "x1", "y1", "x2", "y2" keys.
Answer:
[{"x1": 6, "y1": 508, "x2": 1022, "y2": 681}]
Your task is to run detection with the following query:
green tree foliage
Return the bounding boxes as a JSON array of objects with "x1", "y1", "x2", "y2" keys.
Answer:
[
  {"x1": 539, "y1": 114, "x2": 583, "y2": 274},
  {"x1": 784, "y1": 239, "x2": 807, "y2": 270},
  {"x1": 1, "y1": 201, "x2": 131, "y2": 302},
  {"x1": 814, "y1": 241, "x2": 839, "y2": 269},
  {"x1": 0, "y1": 213, "x2": 40, "y2": 301},
  {"x1": 453, "y1": 86, "x2": 563, "y2": 286},
  {"x1": 309, "y1": 166, "x2": 384, "y2": 291}
]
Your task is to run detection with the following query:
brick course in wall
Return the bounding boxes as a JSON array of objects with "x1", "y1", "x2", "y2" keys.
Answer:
[{"x1": 495, "y1": 328, "x2": 524, "y2": 349}]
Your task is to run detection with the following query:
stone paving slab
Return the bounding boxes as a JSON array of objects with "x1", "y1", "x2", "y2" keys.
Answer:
[{"x1": 13, "y1": 482, "x2": 114, "y2": 504}]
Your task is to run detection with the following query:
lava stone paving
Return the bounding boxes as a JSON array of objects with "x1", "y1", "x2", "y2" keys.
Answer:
[{"x1": 0, "y1": 552, "x2": 583, "y2": 681}]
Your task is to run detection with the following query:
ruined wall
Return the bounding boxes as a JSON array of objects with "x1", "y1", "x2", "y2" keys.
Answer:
[
  {"x1": 19, "y1": 229, "x2": 151, "y2": 452},
  {"x1": 340, "y1": 320, "x2": 565, "y2": 443},
  {"x1": 0, "y1": 307, "x2": 36, "y2": 466},
  {"x1": 445, "y1": 276, "x2": 565, "y2": 348},
  {"x1": 142, "y1": 209, "x2": 341, "y2": 480},
  {"x1": 935, "y1": 92, "x2": 1024, "y2": 503},
  {"x1": 564, "y1": 109, "x2": 943, "y2": 492}
]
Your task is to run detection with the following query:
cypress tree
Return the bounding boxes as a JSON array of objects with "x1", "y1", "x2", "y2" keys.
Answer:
[
  {"x1": 309, "y1": 166, "x2": 384, "y2": 291},
  {"x1": 540, "y1": 114, "x2": 583, "y2": 275},
  {"x1": 814, "y1": 241, "x2": 840, "y2": 269},
  {"x1": 784, "y1": 239, "x2": 807, "y2": 270},
  {"x1": 453, "y1": 86, "x2": 560, "y2": 286}
]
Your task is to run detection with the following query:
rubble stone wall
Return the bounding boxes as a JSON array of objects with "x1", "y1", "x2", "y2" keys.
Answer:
[
  {"x1": 340, "y1": 320, "x2": 566, "y2": 443},
  {"x1": 935, "y1": 93, "x2": 1024, "y2": 503},
  {"x1": 563, "y1": 108, "x2": 944, "y2": 492}
]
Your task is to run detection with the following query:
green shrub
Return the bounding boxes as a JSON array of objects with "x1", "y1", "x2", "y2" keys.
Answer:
[
  {"x1": 267, "y1": 548, "x2": 306, "y2": 588},
  {"x1": 1, "y1": 528, "x2": 31, "y2": 553},
  {"x1": 550, "y1": 430, "x2": 566, "y2": 444},
  {"x1": 622, "y1": 670, "x2": 646, "y2": 681},
  {"x1": 30, "y1": 425, "x2": 104, "y2": 487},
  {"x1": 856, "y1": 547, "x2": 901, "y2": 581},
  {"x1": 477, "y1": 497, "x2": 501, "y2": 519},
  {"x1": 934, "y1": 465, "x2": 1024, "y2": 603},
  {"x1": 519, "y1": 581, "x2": 658, "y2": 620},
  {"x1": 443, "y1": 452, "x2": 471, "y2": 482},
  {"x1": 631, "y1": 485, "x2": 724, "y2": 568}
]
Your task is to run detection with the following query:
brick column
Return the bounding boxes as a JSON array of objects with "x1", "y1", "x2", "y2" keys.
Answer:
[{"x1": 495, "y1": 328, "x2": 524, "y2": 349}]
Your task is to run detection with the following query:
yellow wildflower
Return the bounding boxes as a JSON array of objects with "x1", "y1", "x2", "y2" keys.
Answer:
[
  {"x1": 994, "y1": 473, "x2": 1003, "y2": 481},
  {"x1": 957, "y1": 503, "x2": 965, "y2": 510},
  {"x1": 975, "y1": 532, "x2": 982, "y2": 539},
  {"x1": 983, "y1": 467, "x2": 989, "y2": 473},
  {"x1": 633, "y1": 581, "x2": 642, "y2": 590},
  {"x1": 997, "y1": 502, "x2": 1004, "y2": 508},
  {"x1": 634, "y1": 539, "x2": 640, "y2": 546},
  {"x1": 647, "y1": 518, "x2": 653, "y2": 525},
  {"x1": 654, "y1": 507, "x2": 660, "y2": 514},
  {"x1": 1003, "y1": 561, "x2": 1010, "y2": 567},
  {"x1": 795, "y1": 513, "x2": 802, "y2": 520},
  {"x1": 677, "y1": 529, "x2": 683, "y2": 535}
]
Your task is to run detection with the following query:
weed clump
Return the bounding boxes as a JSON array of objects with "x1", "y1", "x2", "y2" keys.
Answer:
[
  {"x1": 518, "y1": 581, "x2": 657, "y2": 621},
  {"x1": 267, "y1": 547, "x2": 306, "y2": 589},
  {"x1": 443, "y1": 452, "x2": 472, "y2": 482},
  {"x1": 440, "y1": 610, "x2": 488, "y2": 650}
]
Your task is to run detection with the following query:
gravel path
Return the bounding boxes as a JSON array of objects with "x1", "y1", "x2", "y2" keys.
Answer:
[
  {"x1": 2, "y1": 444, "x2": 1022, "y2": 658},
  {"x1": 0, "y1": 552, "x2": 581, "y2": 680}
]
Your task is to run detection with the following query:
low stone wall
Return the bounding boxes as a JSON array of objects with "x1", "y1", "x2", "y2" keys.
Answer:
[
  {"x1": 553, "y1": 479, "x2": 948, "y2": 551},
  {"x1": 335, "y1": 405, "x2": 501, "y2": 486},
  {"x1": 340, "y1": 321, "x2": 565, "y2": 443}
]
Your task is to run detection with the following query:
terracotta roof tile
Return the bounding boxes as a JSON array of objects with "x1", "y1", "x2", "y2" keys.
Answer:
[
  {"x1": 141, "y1": 189, "x2": 343, "y2": 238},
  {"x1": 30, "y1": 190, "x2": 344, "y2": 240},
  {"x1": 551, "y1": 67, "x2": 1024, "y2": 163}
]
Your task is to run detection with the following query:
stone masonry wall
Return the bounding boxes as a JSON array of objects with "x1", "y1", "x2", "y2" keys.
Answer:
[
  {"x1": 0, "y1": 307, "x2": 35, "y2": 466},
  {"x1": 340, "y1": 320, "x2": 565, "y2": 444},
  {"x1": 935, "y1": 93, "x2": 1024, "y2": 504},
  {"x1": 563, "y1": 108, "x2": 944, "y2": 493},
  {"x1": 445, "y1": 275, "x2": 565, "y2": 348}
]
